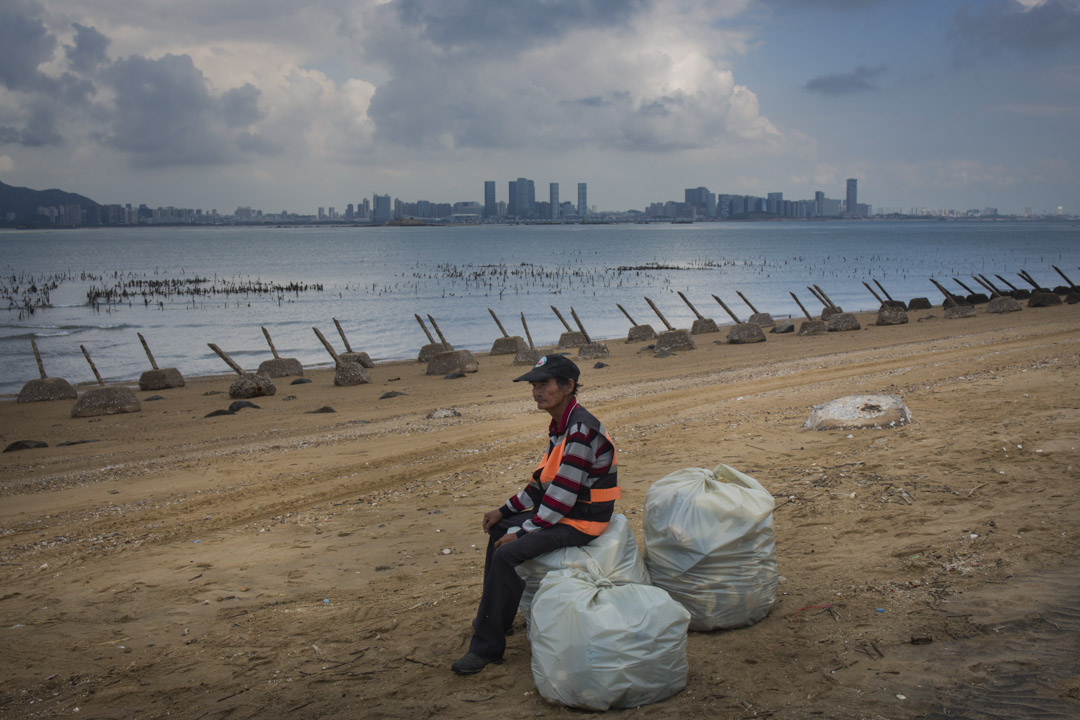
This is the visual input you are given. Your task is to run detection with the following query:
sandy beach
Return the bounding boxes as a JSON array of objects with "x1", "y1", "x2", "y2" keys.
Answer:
[{"x1": 2, "y1": 302, "x2": 1079, "y2": 719}]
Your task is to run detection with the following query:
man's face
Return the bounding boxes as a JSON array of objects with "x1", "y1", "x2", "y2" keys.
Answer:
[{"x1": 531, "y1": 377, "x2": 573, "y2": 413}]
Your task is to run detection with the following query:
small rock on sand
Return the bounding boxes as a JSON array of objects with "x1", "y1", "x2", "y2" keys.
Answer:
[{"x1": 4, "y1": 440, "x2": 48, "y2": 452}]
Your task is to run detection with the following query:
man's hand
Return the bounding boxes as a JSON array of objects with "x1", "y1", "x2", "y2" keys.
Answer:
[
  {"x1": 481, "y1": 508, "x2": 503, "y2": 533},
  {"x1": 494, "y1": 533, "x2": 518, "y2": 549}
]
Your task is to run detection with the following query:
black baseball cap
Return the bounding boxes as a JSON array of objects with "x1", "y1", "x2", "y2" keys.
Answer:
[{"x1": 513, "y1": 354, "x2": 581, "y2": 383}]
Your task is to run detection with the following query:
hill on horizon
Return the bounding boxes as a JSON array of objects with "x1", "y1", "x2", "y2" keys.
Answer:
[{"x1": 0, "y1": 180, "x2": 101, "y2": 227}]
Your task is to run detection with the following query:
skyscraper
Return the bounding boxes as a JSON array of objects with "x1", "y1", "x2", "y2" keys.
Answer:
[
  {"x1": 846, "y1": 179, "x2": 858, "y2": 216},
  {"x1": 524, "y1": 179, "x2": 535, "y2": 218},
  {"x1": 484, "y1": 181, "x2": 496, "y2": 219},
  {"x1": 372, "y1": 194, "x2": 391, "y2": 224},
  {"x1": 577, "y1": 183, "x2": 587, "y2": 217},
  {"x1": 684, "y1": 187, "x2": 710, "y2": 217},
  {"x1": 511, "y1": 178, "x2": 535, "y2": 218},
  {"x1": 767, "y1": 192, "x2": 783, "y2": 216},
  {"x1": 550, "y1": 183, "x2": 559, "y2": 220},
  {"x1": 814, "y1": 191, "x2": 824, "y2": 217}
]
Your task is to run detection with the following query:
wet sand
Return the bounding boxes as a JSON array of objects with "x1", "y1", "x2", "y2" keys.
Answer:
[{"x1": 1, "y1": 303, "x2": 1079, "y2": 719}]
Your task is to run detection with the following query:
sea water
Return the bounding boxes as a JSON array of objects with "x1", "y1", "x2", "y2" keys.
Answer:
[{"x1": 1, "y1": 220, "x2": 1077, "y2": 396}]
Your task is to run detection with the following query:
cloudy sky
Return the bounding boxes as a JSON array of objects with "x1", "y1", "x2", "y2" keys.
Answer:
[{"x1": 1, "y1": 0, "x2": 1077, "y2": 214}]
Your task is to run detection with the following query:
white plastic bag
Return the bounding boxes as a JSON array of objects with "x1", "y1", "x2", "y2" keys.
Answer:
[
  {"x1": 516, "y1": 513, "x2": 650, "y2": 623},
  {"x1": 529, "y1": 562, "x2": 690, "y2": 711},
  {"x1": 643, "y1": 464, "x2": 777, "y2": 631}
]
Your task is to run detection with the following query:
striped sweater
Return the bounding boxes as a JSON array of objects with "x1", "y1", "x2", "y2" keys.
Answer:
[{"x1": 501, "y1": 398, "x2": 618, "y2": 536}]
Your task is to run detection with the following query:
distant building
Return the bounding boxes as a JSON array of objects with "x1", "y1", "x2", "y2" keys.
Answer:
[
  {"x1": 684, "y1": 187, "x2": 712, "y2": 218},
  {"x1": 578, "y1": 183, "x2": 587, "y2": 217},
  {"x1": 814, "y1": 191, "x2": 824, "y2": 217},
  {"x1": 767, "y1": 192, "x2": 783, "y2": 215},
  {"x1": 846, "y1": 179, "x2": 858, "y2": 216},
  {"x1": 550, "y1": 183, "x2": 559, "y2": 220},
  {"x1": 507, "y1": 178, "x2": 535, "y2": 218},
  {"x1": 484, "y1": 181, "x2": 496, "y2": 218},
  {"x1": 372, "y1": 194, "x2": 391, "y2": 224},
  {"x1": 521, "y1": 178, "x2": 535, "y2": 218}
]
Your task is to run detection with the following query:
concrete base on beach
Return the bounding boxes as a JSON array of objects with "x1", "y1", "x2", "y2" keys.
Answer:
[
  {"x1": 727, "y1": 323, "x2": 766, "y2": 344},
  {"x1": 945, "y1": 304, "x2": 977, "y2": 319},
  {"x1": 749, "y1": 312, "x2": 776, "y2": 328},
  {"x1": 417, "y1": 343, "x2": 447, "y2": 363},
  {"x1": 426, "y1": 350, "x2": 479, "y2": 376},
  {"x1": 799, "y1": 320, "x2": 827, "y2": 336},
  {"x1": 17, "y1": 377, "x2": 78, "y2": 404},
  {"x1": 987, "y1": 296, "x2": 1022, "y2": 314},
  {"x1": 827, "y1": 313, "x2": 861, "y2": 332},
  {"x1": 71, "y1": 386, "x2": 141, "y2": 418},
  {"x1": 228, "y1": 373, "x2": 277, "y2": 399},
  {"x1": 139, "y1": 367, "x2": 186, "y2": 390},
  {"x1": 512, "y1": 348, "x2": 543, "y2": 366},
  {"x1": 626, "y1": 324, "x2": 657, "y2": 342},
  {"x1": 334, "y1": 362, "x2": 371, "y2": 386},
  {"x1": 875, "y1": 307, "x2": 909, "y2": 326},
  {"x1": 490, "y1": 336, "x2": 527, "y2": 356},
  {"x1": 340, "y1": 352, "x2": 374, "y2": 369},
  {"x1": 557, "y1": 331, "x2": 588, "y2": 349},
  {"x1": 656, "y1": 329, "x2": 695, "y2": 352},
  {"x1": 691, "y1": 318, "x2": 719, "y2": 334},
  {"x1": 1028, "y1": 292, "x2": 1063, "y2": 308},
  {"x1": 256, "y1": 358, "x2": 303, "y2": 378},
  {"x1": 577, "y1": 342, "x2": 610, "y2": 359}
]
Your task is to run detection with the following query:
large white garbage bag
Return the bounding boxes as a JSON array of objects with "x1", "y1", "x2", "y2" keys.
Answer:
[
  {"x1": 643, "y1": 464, "x2": 777, "y2": 631},
  {"x1": 529, "y1": 562, "x2": 690, "y2": 711},
  {"x1": 516, "y1": 513, "x2": 649, "y2": 623}
]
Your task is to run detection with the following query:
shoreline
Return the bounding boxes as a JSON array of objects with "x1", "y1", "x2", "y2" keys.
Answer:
[
  {"x1": 2, "y1": 302, "x2": 1079, "y2": 718},
  {"x1": 0, "y1": 301, "x2": 959, "y2": 401}
]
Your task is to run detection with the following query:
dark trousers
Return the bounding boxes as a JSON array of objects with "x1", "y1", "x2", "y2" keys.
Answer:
[{"x1": 468, "y1": 511, "x2": 593, "y2": 660}]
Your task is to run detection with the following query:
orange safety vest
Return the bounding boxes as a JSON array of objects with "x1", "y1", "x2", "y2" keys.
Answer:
[{"x1": 532, "y1": 429, "x2": 619, "y2": 536}]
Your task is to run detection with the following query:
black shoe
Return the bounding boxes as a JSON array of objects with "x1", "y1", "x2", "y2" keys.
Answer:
[{"x1": 451, "y1": 652, "x2": 502, "y2": 675}]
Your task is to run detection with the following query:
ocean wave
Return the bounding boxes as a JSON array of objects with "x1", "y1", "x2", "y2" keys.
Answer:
[
  {"x1": 0, "y1": 321, "x2": 131, "y2": 331},
  {"x1": 0, "y1": 330, "x2": 71, "y2": 342}
]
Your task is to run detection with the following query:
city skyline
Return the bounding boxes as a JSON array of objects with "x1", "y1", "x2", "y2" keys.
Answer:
[
  {"x1": 30, "y1": 172, "x2": 1056, "y2": 227},
  {"x1": 1, "y1": 1, "x2": 1078, "y2": 216}
]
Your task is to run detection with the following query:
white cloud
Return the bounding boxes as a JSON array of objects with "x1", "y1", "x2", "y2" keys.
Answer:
[{"x1": 357, "y1": 0, "x2": 781, "y2": 154}]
